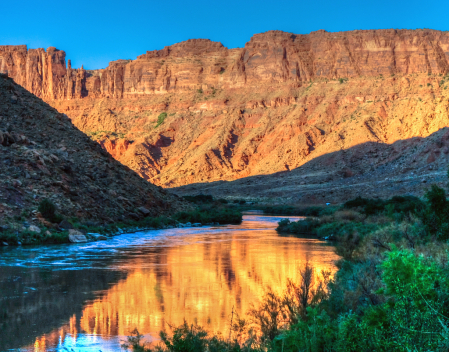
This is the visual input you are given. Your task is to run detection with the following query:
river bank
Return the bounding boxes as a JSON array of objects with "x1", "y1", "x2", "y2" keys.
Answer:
[{"x1": 0, "y1": 203, "x2": 243, "y2": 246}]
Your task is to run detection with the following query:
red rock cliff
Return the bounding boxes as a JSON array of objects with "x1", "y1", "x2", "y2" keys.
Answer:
[
  {"x1": 5, "y1": 29, "x2": 449, "y2": 200},
  {"x1": 3, "y1": 29, "x2": 449, "y2": 99}
]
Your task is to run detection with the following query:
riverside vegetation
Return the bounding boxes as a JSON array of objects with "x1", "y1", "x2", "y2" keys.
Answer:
[
  {"x1": 123, "y1": 174, "x2": 449, "y2": 351},
  {"x1": 0, "y1": 197, "x2": 242, "y2": 246}
]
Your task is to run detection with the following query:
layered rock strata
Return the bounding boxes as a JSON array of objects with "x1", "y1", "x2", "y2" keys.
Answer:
[
  {"x1": 3, "y1": 29, "x2": 449, "y2": 201},
  {"x1": 4, "y1": 29, "x2": 449, "y2": 99}
]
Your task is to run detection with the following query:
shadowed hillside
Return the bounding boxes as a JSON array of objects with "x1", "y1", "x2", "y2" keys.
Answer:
[
  {"x1": 0, "y1": 73, "x2": 188, "y2": 226},
  {"x1": 173, "y1": 127, "x2": 449, "y2": 203}
]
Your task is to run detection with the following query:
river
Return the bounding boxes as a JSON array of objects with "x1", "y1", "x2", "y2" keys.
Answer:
[{"x1": 0, "y1": 213, "x2": 339, "y2": 352}]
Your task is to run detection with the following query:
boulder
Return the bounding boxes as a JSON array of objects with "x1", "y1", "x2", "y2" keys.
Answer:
[
  {"x1": 28, "y1": 225, "x2": 41, "y2": 233},
  {"x1": 88, "y1": 233, "x2": 108, "y2": 240},
  {"x1": 138, "y1": 206, "x2": 151, "y2": 216},
  {"x1": 68, "y1": 229, "x2": 87, "y2": 243},
  {"x1": 192, "y1": 223, "x2": 202, "y2": 227}
]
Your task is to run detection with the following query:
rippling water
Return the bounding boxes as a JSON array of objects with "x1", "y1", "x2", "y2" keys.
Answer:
[{"x1": 0, "y1": 213, "x2": 339, "y2": 352}]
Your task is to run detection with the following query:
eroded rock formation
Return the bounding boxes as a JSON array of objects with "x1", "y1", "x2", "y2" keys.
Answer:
[
  {"x1": 4, "y1": 29, "x2": 449, "y2": 99},
  {"x1": 4, "y1": 29, "x2": 449, "y2": 201}
]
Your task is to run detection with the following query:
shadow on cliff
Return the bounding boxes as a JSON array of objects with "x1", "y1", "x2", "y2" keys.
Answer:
[{"x1": 171, "y1": 126, "x2": 449, "y2": 201}]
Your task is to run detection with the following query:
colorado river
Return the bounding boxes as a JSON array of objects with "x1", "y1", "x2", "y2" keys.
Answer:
[{"x1": 0, "y1": 213, "x2": 339, "y2": 351}]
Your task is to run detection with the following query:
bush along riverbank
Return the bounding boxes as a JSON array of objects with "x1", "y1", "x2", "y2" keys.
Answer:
[
  {"x1": 123, "y1": 174, "x2": 449, "y2": 351},
  {"x1": 0, "y1": 199, "x2": 242, "y2": 247}
]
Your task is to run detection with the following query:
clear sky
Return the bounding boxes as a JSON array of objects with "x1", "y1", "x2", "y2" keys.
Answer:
[{"x1": 1, "y1": 0, "x2": 448, "y2": 70}]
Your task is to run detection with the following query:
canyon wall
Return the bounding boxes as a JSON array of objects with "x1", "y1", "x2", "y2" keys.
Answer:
[
  {"x1": 4, "y1": 29, "x2": 449, "y2": 200},
  {"x1": 3, "y1": 29, "x2": 449, "y2": 99}
]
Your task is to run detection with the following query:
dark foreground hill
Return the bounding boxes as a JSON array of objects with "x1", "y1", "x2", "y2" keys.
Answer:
[{"x1": 0, "y1": 73, "x2": 187, "y2": 227}]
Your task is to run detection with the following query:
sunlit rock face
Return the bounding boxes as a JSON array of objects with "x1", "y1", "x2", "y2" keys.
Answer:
[
  {"x1": 4, "y1": 29, "x2": 449, "y2": 198},
  {"x1": 4, "y1": 30, "x2": 449, "y2": 97}
]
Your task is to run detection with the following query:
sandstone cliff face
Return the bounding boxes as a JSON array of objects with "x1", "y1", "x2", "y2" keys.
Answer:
[
  {"x1": 4, "y1": 29, "x2": 449, "y2": 99},
  {"x1": 5, "y1": 29, "x2": 449, "y2": 201},
  {"x1": 0, "y1": 45, "x2": 88, "y2": 100}
]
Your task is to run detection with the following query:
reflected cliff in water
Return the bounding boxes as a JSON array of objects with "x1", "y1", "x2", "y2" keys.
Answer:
[{"x1": 0, "y1": 214, "x2": 339, "y2": 352}]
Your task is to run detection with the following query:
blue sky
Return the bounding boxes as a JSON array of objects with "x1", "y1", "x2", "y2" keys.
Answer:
[{"x1": 1, "y1": 0, "x2": 447, "y2": 70}]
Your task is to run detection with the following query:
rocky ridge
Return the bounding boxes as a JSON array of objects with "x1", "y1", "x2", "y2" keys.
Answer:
[{"x1": 0, "y1": 73, "x2": 187, "y2": 228}]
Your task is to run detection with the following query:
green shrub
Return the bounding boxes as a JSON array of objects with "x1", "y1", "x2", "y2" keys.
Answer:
[
  {"x1": 344, "y1": 196, "x2": 425, "y2": 216},
  {"x1": 38, "y1": 199, "x2": 62, "y2": 223},
  {"x1": 276, "y1": 218, "x2": 320, "y2": 234},
  {"x1": 156, "y1": 112, "x2": 167, "y2": 127},
  {"x1": 264, "y1": 205, "x2": 337, "y2": 217}
]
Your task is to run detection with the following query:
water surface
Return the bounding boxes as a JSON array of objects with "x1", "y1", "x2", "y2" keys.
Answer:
[{"x1": 0, "y1": 213, "x2": 339, "y2": 351}]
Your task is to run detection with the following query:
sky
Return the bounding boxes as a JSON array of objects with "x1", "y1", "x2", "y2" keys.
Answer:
[{"x1": 1, "y1": 0, "x2": 448, "y2": 70}]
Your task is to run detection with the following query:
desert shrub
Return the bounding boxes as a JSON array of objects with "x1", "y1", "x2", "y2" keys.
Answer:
[
  {"x1": 276, "y1": 218, "x2": 320, "y2": 234},
  {"x1": 160, "y1": 321, "x2": 209, "y2": 352},
  {"x1": 123, "y1": 324, "x2": 245, "y2": 352},
  {"x1": 273, "y1": 307, "x2": 337, "y2": 352},
  {"x1": 421, "y1": 184, "x2": 449, "y2": 240},
  {"x1": 38, "y1": 198, "x2": 61, "y2": 222},
  {"x1": 264, "y1": 205, "x2": 337, "y2": 217},
  {"x1": 156, "y1": 112, "x2": 167, "y2": 127},
  {"x1": 121, "y1": 328, "x2": 152, "y2": 352},
  {"x1": 333, "y1": 210, "x2": 365, "y2": 222},
  {"x1": 336, "y1": 250, "x2": 449, "y2": 351},
  {"x1": 315, "y1": 221, "x2": 379, "y2": 240},
  {"x1": 344, "y1": 196, "x2": 425, "y2": 217}
]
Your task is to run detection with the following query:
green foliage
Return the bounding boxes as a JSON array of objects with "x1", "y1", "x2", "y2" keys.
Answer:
[
  {"x1": 422, "y1": 184, "x2": 449, "y2": 239},
  {"x1": 316, "y1": 221, "x2": 379, "y2": 239},
  {"x1": 156, "y1": 112, "x2": 168, "y2": 127},
  {"x1": 38, "y1": 198, "x2": 62, "y2": 223},
  {"x1": 336, "y1": 250, "x2": 449, "y2": 351},
  {"x1": 160, "y1": 322, "x2": 208, "y2": 352},
  {"x1": 276, "y1": 218, "x2": 320, "y2": 234},
  {"x1": 123, "y1": 172, "x2": 449, "y2": 352},
  {"x1": 197, "y1": 88, "x2": 203, "y2": 94},
  {"x1": 123, "y1": 323, "x2": 245, "y2": 352},
  {"x1": 344, "y1": 195, "x2": 425, "y2": 216},
  {"x1": 0, "y1": 228, "x2": 69, "y2": 245},
  {"x1": 121, "y1": 328, "x2": 152, "y2": 352},
  {"x1": 263, "y1": 205, "x2": 335, "y2": 217}
]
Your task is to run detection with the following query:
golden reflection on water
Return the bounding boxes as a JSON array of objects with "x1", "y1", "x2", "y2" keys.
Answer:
[
  {"x1": 26, "y1": 216, "x2": 339, "y2": 351},
  {"x1": 80, "y1": 237, "x2": 336, "y2": 339}
]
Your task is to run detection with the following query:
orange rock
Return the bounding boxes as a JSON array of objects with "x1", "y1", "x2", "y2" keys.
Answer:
[{"x1": 4, "y1": 29, "x2": 449, "y2": 191}]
